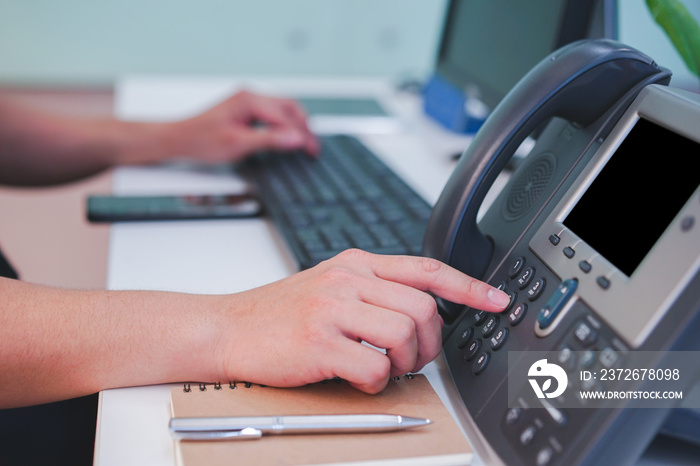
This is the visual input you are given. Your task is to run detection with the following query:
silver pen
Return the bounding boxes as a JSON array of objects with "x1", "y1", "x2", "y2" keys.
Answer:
[{"x1": 169, "y1": 414, "x2": 432, "y2": 441}]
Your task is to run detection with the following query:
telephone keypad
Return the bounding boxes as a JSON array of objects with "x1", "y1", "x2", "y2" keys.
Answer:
[
  {"x1": 454, "y1": 254, "x2": 605, "y2": 463},
  {"x1": 456, "y1": 256, "x2": 551, "y2": 381},
  {"x1": 466, "y1": 255, "x2": 574, "y2": 464}
]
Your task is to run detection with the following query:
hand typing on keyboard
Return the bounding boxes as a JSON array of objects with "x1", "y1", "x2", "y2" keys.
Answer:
[
  {"x1": 168, "y1": 90, "x2": 319, "y2": 164},
  {"x1": 213, "y1": 249, "x2": 510, "y2": 394}
]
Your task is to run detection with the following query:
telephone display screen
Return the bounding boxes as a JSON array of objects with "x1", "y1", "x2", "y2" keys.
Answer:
[{"x1": 564, "y1": 118, "x2": 700, "y2": 277}]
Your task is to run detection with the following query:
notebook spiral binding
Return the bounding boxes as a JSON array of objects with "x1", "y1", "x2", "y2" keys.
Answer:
[{"x1": 182, "y1": 374, "x2": 415, "y2": 393}]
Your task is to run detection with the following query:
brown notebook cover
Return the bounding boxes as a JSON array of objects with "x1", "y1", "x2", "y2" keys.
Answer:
[{"x1": 169, "y1": 374, "x2": 472, "y2": 465}]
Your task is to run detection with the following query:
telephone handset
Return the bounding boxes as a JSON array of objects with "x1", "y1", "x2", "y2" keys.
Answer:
[
  {"x1": 424, "y1": 39, "x2": 671, "y2": 323},
  {"x1": 424, "y1": 39, "x2": 700, "y2": 465}
]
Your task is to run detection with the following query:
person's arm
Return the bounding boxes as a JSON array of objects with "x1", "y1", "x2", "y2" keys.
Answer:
[
  {"x1": 0, "y1": 90, "x2": 318, "y2": 186},
  {"x1": 0, "y1": 250, "x2": 509, "y2": 408}
]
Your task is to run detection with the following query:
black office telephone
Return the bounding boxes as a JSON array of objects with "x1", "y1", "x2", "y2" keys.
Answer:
[{"x1": 424, "y1": 39, "x2": 700, "y2": 465}]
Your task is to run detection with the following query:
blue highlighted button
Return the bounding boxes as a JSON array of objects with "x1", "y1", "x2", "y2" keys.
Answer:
[{"x1": 537, "y1": 278, "x2": 578, "y2": 329}]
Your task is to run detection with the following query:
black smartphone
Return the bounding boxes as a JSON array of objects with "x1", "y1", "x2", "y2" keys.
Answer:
[{"x1": 86, "y1": 193, "x2": 262, "y2": 223}]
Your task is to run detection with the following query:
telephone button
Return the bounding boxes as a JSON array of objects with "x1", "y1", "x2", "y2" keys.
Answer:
[
  {"x1": 542, "y1": 401, "x2": 568, "y2": 427},
  {"x1": 516, "y1": 267, "x2": 535, "y2": 289},
  {"x1": 481, "y1": 315, "x2": 500, "y2": 337},
  {"x1": 579, "y1": 349, "x2": 596, "y2": 367},
  {"x1": 464, "y1": 339, "x2": 481, "y2": 361},
  {"x1": 527, "y1": 278, "x2": 547, "y2": 301},
  {"x1": 536, "y1": 446, "x2": 554, "y2": 466},
  {"x1": 473, "y1": 310, "x2": 488, "y2": 326},
  {"x1": 681, "y1": 215, "x2": 695, "y2": 232},
  {"x1": 557, "y1": 345, "x2": 576, "y2": 371},
  {"x1": 549, "y1": 234, "x2": 561, "y2": 246},
  {"x1": 508, "y1": 257, "x2": 525, "y2": 278},
  {"x1": 504, "y1": 292, "x2": 517, "y2": 312},
  {"x1": 537, "y1": 279, "x2": 576, "y2": 329},
  {"x1": 472, "y1": 352, "x2": 490, "y2": 375},
  {"x1": 599, "y1": 347, "x2": 618, "y2": 368},
  {"x1": 490, "y1": 327, "x2": 509, "y2": 351},
  {"x1": 563, "y1": 246, "x2": 576, "y2": 258},
  {"x1": 520, "y1": 425, "x2": 537, "y2": 445},
  {"x1": 457, "y1": 326, "x2": 474, "y2": 349},
  {"x1": 509, "y1": 303, "x2": 528, "y2": 326},
  {"x1": 573, "y1": 321, "x2": 598, "y2": 347},
  {"x1": 579, "y1": 260, "x2": 592, "y2": 273},
  {"x1": 505, "y1": 407, "x2": 522, "y2": 425}
]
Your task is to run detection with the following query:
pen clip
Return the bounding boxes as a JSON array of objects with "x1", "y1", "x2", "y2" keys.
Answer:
[{"x1": 173, "y1": 426, "x2": 263, "y2": 441}]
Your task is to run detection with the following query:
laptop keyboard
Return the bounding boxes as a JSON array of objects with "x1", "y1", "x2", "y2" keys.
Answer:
[{"x1": 238, "y1": 134, "x2": 432, "y2": 269}]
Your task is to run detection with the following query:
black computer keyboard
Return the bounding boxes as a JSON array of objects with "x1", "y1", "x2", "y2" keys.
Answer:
[{"x1": 238, "y1": 134, "x2": 432, "y2": 269}]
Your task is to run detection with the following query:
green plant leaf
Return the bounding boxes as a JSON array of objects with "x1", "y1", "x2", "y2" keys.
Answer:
[{"x1": 646, "y1": 0, "x2": 700, "y2": 77}]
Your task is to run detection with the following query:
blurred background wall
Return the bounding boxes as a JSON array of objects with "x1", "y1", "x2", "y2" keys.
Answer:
[
  {"x1": 0, "y1": 0, "x2": 698, "y2": 91},
  {"x1": 0, "y1": 0, "x2": 447, "y2": 86}
]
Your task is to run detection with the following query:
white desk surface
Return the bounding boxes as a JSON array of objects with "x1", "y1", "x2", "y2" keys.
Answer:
[{"x1": 94, "y1": 76, "x2": 482, "y2": 466}]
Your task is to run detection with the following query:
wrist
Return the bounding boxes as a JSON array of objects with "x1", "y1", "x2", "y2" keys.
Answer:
[
  {"x1": 92, "y1": 290, "x2": 228, "y2": 390},
  {"x1": 106, "y1": 119, "x2": 184, "y2": 166}
]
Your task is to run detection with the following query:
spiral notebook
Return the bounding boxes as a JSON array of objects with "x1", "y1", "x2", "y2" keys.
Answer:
[{"x1": 169, "y1": 374, "x2": 473, "y2": 466}]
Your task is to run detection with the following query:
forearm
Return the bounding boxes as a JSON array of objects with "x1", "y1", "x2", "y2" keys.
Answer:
[
  {"x1": 0, "y1": 91, "x2": 318, "y2": 186},
  {"x1": 0, "y1": 99, "x2": 181, "y2": 186},
  {"x1": 0, "y1": 278, "x2": 225, "y2": 408},
  {"x1": 0, "y1": 252, "x2": 511, "y2": 407}
]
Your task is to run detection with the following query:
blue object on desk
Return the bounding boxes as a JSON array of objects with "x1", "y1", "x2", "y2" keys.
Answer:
[{"x1": 422, "y1": 74, "x2": 488, "y2": 134}]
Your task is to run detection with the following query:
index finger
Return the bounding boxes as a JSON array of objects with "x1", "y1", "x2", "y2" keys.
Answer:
[{"x1": 363, "y1": 253, "x2": 510, "y2": 312}]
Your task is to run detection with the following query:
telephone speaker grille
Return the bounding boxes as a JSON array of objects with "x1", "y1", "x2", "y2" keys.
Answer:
[{"x1": 503, "y1": 152, "x2": 556, "y2": 221}]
